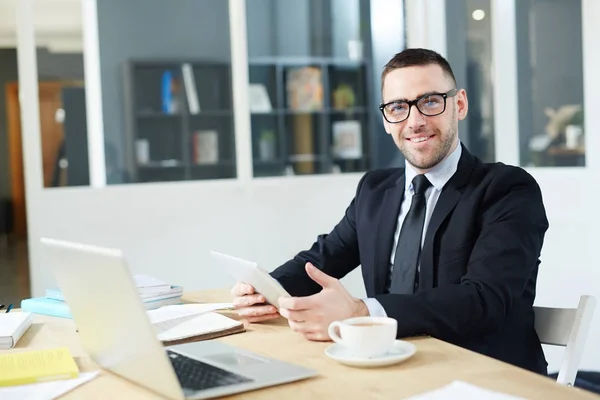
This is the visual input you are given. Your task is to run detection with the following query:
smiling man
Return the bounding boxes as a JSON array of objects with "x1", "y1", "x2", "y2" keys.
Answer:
[{"x1": 231, "y1": 48, "x2": 549, "y2": 375}]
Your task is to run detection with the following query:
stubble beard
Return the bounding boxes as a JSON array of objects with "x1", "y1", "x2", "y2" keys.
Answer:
[{"x1": 399, "y1": 107, "x2": 458, "y2": 170}]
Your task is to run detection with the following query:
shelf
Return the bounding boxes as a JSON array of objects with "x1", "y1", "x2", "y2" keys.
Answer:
[
  {"x1": 189, "y1": 110, "x2": 233, "y2": 117},
  {"x1": 137, "y1": 112, "x2": 182, "y2": 118},
  {"x1": 253, "y1": 159, "x2": 283, "y2": 166},
  {"x1": 191, "y1": 161, "x2": 234, "y2": 168},
  {"x1": 137, "y1": 160, "x2": 184, "y2": 168}
]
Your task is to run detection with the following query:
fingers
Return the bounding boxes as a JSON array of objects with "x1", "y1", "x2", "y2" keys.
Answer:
[
  {"x1": 233, "y1": 293, "x2": 266, "y2": 308},
  {"x1": 278, "y1": 295, "x2": 313, "y2": 311},
  {"x1": 236, "y1": 304, "x2": 278, "y2": 318},
  {"x1": 231, "y1": 282, "x2": 255, "y2": 296},
  {"x1": 287, "y1": 319, "x2": 329, "y2": 341},
  {"x1": 243, "y1": 313, "x2": 281, "y2": 324},
  {"x1": 279, "y1": 308, "x2": 316, "y2": 323},
  {"x1": 303, "y1": 331, "x2": 331, "y2": 341}
]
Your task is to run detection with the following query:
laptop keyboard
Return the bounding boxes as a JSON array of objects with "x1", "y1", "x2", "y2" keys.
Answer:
[{"x1": 167, "y1": 350, "x2": 253, "y2": 392}]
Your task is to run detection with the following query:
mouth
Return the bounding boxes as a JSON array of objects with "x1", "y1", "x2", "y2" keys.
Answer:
[{"x1": 405, "y1": 135, "x2": 434, "y2": 144}]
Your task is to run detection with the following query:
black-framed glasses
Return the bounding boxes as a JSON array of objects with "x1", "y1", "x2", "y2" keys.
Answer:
[{"x1": 379, "y1": 88, "x2": 458, "y2": 123}]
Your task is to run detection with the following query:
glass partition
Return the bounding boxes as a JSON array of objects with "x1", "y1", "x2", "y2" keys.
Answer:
[
  {"x1": 96, "y1": 0, "x2": 236, "y2": 184},
  {"x1": 446, "y1": 0, "x2": 495, "y2": 163},
  {"x1": 517, "y1": 0, "x2": 585, "y2": 167},
  {"x1": 32, "y1": 0, "x2": 88, "y2": 187},
  {"x1": 246, "y1": 0, "x2": 377, "y2": 177}
]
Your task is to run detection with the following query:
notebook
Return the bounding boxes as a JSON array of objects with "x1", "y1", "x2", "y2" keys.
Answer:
[
  {"x1": 151, "y1": 310, "x2": 245, "y2": 345},
  {"x1": 0, "y1": 312, "x2": 33, "y2": 349},
  {"x1": 0, "y1": 347, "x2": 79, "y2": 387}
]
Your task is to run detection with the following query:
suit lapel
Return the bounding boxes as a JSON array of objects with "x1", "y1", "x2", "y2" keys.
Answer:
[
  {"x1": 372, "y1": 173, "x2": 405, "y2": 296},
  {"x1": 419, "y1": 146, "x2": 476, "y2": 290}
]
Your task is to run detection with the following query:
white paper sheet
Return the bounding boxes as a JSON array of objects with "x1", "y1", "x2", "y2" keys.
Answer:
[
  {"x1": 0, "y1": 371, "x2": 99, "y2": 400},
  {"x1": 146, "y1": 303, "x2": 234, "y2": 324},
  {"x1": 406, "y1": 381, "x2": 527, "y2": 400}
]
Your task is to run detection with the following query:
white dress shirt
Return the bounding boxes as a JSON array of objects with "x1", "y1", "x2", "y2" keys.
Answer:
[{"x1": 362, "y1": 142, "x2": 462, "y2": 317}]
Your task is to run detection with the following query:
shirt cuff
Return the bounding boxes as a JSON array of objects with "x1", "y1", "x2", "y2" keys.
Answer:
[{"x1": 361, "y1": 298, "x2": 388, "y2": 317}]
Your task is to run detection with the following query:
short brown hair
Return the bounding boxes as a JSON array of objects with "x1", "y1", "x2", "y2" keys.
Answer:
[{"x1": 381, "y1": 48, "x2": 456, "y2": 91}]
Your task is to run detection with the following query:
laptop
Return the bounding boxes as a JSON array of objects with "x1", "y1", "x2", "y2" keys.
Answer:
[{"x1": 40, "y1": 237, "x2": 317, "y2": 400}]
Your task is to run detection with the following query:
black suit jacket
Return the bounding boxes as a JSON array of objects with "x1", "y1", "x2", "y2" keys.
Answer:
[{"x1": 270, "y1": 144, "x2": 549, "y2": 375}]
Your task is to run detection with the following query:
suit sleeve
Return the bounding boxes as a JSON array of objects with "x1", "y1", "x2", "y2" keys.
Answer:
[
  {"x1": 374, "y1": 169, "x2": 548, "y2": 342},
  {"x1": 269, "y1": 173, "x2": 369, "y2": 297}
]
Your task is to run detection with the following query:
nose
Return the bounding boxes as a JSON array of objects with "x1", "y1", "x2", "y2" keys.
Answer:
[{"x1": 406, "y1": 104, "x2": 426, "y2": 130}]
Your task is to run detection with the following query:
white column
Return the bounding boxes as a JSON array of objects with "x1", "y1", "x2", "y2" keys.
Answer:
[
  {"x1": 16, "y1": 0, "x2": 44, "y2": 294},
  {"x1": 490, "y1": 0, "x2": 520, "y2": 165},
  {"x1": 405, "y1": 0, "x2": 446, "y2": 57},
  {"x1": 229, "y1": 0, "x2": 253, "y2": 182},
  {"x1": 81, "y1": 0, "x2": 107, "y2": 187}
]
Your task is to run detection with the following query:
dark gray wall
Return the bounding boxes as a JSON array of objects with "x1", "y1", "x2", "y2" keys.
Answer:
[
  {"x1": 247, "y1": 0, "x2": 275, "y2": 57},
  {"x1": 96, "y1": 0, "x2": 231, "y2": 183},
  {"x1": 0, "y1": 50, "x2": 19, "y2": 201}
]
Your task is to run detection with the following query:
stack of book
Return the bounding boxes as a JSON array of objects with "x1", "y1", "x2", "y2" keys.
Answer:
[{"x1": 21, "y1": 274, "x2": 183, "y2": 319}]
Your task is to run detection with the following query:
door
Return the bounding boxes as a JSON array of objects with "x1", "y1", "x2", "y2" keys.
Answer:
[{"x1": 6, "y1": 81, "x2": 80, "y2": 237}]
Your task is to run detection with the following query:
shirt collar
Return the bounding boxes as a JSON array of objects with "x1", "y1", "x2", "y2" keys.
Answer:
[{"x1": 405, "y1": 141, "x2": 462, "y2": 193}]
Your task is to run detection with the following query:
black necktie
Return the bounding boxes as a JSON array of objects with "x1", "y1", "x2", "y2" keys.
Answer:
[{"x1": 389, "y1": 174, "x2": 432, "y2": 294}]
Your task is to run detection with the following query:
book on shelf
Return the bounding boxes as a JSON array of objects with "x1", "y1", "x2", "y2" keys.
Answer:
[
  {"x1": 286, "y1": 66, "x2": 323, "y2": 111},
  {"x1": 192, "y1": 130, "x2": 219, "y2": 164},
  {"x1": 332, "y1": 120, "x2": 362, "y2": 159},
  {"x1": 181, "y1": 63, "x2": 200, "y2": 114}
]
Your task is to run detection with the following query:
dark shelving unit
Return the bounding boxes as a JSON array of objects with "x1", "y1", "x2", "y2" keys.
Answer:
[
  {"x1": 248, "y1": 58, "x2": 372, "y2": 177},
  {"x1": 123, "y1": 59, "x2": 236, "y2": 183},
  {"x1": 122, "y1": 57, "x2": 373, "y2": 181}
]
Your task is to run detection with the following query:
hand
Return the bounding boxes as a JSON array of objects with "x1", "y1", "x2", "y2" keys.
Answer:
[
  {"x1": 278, "y1": 262, "x2": 369, "y2": 341},
  {"x1": 231, "y1": 282, "x2": 280, "y2": 323}
]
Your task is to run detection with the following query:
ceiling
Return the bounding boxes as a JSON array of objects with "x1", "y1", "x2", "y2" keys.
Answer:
[{"x1": 0, "y1": 0, "x2": 83, "y2": 53}]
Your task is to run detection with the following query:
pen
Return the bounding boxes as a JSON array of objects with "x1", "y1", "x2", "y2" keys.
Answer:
[{"x1": 5, "y1": 304, "x2": 13, "y2": 313}]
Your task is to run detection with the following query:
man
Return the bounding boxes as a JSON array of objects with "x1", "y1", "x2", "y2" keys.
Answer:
[{"x1": 231, "y1": 48, "x2": 549, "y2": 375}]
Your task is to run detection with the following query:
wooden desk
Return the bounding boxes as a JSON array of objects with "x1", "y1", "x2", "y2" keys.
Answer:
[{"x1": 5, "y1": 290, "x2": 599, "y2": 399}]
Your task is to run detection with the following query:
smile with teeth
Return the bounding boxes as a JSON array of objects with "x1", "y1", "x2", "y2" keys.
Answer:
[{"x1": 408, "y1": 135, "x2": 433, "y2": 143}]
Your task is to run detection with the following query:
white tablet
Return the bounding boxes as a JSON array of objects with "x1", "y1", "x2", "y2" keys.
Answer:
[{"x1": 210, "y1": 250, "x2": 290, "y2": 309}]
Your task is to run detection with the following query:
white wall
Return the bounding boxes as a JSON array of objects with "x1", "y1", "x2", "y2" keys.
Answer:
[
  {"x1": 34, "y1": 176, "x2": 367, "y2": 300},
  {"x1": 0, "y1": 0, "x2": 82, "y2": 52}
]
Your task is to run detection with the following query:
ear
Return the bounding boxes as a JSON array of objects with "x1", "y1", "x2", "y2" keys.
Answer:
[{"x1": 456, "y1": 89, "x2": 468, "y2": 121}]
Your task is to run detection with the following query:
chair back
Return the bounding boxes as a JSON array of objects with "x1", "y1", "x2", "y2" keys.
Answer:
[{"x1": 534, "y1": 295, "x2": 596, "y2": 386}]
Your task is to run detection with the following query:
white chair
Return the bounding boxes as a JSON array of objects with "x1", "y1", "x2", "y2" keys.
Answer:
[{"x1": 534, "y1": 295, "x2": 596, "y2": 386}]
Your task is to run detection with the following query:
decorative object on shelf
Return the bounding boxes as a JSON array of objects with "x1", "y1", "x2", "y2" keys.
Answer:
[
  {"x1": 543, "y1": 104, "x2": 582, "y2": 141},
  {"x1": 565, "y1": 124, "x2": 583, "y2": 149},
  {"x1": 161, "y1": 70, "x2": 181, "y2": 115},
  {"x1": 135, "y1": 138, "x2": 150, "y2": 165},
  {"x1": 248, "y1": 84, "x2": 272, "y2": 113},
  {"x1": 292, "y1": 114, "x2": 315, "y2": 174},
  {"x1": 193, "y1": 130, "x2": 219, "y2": 164},
  {"x1": 347, "y1": 39, "x2": 363, "y2": 61},
  {"x1": 258, "y1": 130, "x2": 277, "y2": 161},
  {"x1": 286, "y1": 67, "x2": 323, "y2": 111},
  {"x1": 332, "y1": 84, "x2": 356, "y2": 110},
  {"x1": 181, "y1": 63, "x2": 200, "y2": 114},
  {"x1": 332, "y1": 120, "x2": 362, "y2": 159}
]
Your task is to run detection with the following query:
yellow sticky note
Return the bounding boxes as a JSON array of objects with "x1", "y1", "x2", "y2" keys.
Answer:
[{"x1": 0, "y1": 347, "x2": 79, "y2": 387}]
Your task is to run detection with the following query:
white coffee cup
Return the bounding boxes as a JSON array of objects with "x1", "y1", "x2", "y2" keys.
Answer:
[{"x1": 328, "y1": 316, "x2": 397, "y2": 358}]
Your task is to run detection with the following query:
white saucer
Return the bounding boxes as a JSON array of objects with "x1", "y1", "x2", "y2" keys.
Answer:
[{"x1": 324, "y1": 340, "x2": 417, "y2": 368}]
